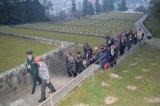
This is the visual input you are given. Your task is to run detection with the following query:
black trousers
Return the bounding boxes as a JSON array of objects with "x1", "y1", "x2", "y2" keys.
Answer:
[{"x1": 32, "y1": 75, "x2": 41, "y2": 93}]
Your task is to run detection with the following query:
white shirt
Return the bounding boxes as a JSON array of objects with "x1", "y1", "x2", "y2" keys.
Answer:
[
  {"x1": 38, "y1": 62, "x2": 50, "y2": 80},
  {"x1": 137, "y1": 30, "x2": 143, "y2": 39}
]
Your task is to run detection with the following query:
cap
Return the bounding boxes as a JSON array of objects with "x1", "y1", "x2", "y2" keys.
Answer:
[{"x1": 26, "y1": 51, "x2": 33, "y2": 55}]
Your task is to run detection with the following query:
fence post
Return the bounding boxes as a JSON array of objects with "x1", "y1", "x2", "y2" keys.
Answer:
[
  {"x1": 92, "y1": 65, "x2": 95, "y2": 81},
  {"x1": 50, "y1": 93, "x2": 53, "y2": 106}
]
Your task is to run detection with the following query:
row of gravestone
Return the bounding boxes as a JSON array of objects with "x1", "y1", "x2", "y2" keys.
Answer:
[
  {"x1": 14, "y1": 17, "x2": 136, "y2": 37},
  {"x1": 15, "y1": 24, "x2": 116, "y2": 37}
]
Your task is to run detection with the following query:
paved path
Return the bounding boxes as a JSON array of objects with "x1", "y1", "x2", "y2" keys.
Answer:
[{"x1": 0, "y1": 75, "x2": 72, "y2": 106}]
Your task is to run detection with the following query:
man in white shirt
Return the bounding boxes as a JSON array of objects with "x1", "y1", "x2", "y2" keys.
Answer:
[{"x1": 35, "y1": 56, "x2": 56, "y2": 102}]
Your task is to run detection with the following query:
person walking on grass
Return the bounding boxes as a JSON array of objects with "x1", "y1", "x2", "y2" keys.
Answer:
[
  {"x1": 26, "y1": 51, "x2": 41, "y2": 95},
  {"x1": 35, "y1": 56, "x2": 56, "y2": 102}
]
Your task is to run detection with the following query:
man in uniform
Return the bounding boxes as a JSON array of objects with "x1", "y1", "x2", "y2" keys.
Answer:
[{"x1": 26, "y1": 51, "x2": 41, "y2": 94}]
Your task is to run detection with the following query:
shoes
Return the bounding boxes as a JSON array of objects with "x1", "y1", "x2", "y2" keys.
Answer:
[
  {"x1": 49, "y1": 89, "x2": 56, "y2": 94},
  {"x1": 38, "y1": 98, "x2": 46, "y2": 102},
  {"x1": 31, "y1": 89, "x2": 35, "y2": 95},
  {"x1": 38, "y1": 82, "x2": 41, "y2": 85},
  {"x1": 68, "y1": 75, "x2": 72, "y2": 78}
]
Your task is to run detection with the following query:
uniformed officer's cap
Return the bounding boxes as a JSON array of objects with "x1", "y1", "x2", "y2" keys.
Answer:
[{"x1": 26, "y1": 51, "x2": 33, "y2": 55}]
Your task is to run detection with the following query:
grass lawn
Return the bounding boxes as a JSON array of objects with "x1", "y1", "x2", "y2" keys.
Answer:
[
  {"x1": 0, "y1": 26, "x2": 105, "y2": 47},
  {"x1": 16, "y1": 19, "x2": 135, "y2": 35},
  {"x1": 58, "y1": 45, "x2": 160, "y2": 106},
  {"x1": 11, "y1": 12, "x2": 143, "y2": 38},
  {"x1": 14, "y1": 12, "x2": 143, "y2": 35},
  {"x1": 0, "y1": 35, "x2": 55, "y2": 73},
  {"x1": 144, "y1": 16, "x2": 160, "y2": 38},
  {"x1": 89, "y1": 12, "x2": 143, "y2": 21},
  {"x1": 64, "y1": 18, "x2": 101, "y2": 26}
]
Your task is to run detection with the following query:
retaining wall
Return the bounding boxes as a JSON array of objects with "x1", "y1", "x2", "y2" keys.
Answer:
[{"x1": 0, "y1": 34, "x2": 75, "y2": 94}]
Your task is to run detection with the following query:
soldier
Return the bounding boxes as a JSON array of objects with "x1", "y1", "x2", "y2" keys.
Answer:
[{"x1": 26, "y1": 51, "x2": 41, "y2": 94}]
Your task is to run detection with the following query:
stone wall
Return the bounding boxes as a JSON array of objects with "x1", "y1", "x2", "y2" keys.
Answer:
[{"x1": 0, "y1": 33, "x2": 75, "y2": 94}]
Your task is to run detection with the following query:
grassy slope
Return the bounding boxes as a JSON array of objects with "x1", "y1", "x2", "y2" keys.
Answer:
[
  {"x1": 15, "y1": 13, "x2": 143, "y2": 35},
  {"x1": 0, "y1": 35, "x2": 55, "y2": 73},
  {"x1": 89, "y1": 12, "x2": 143, "y2": 21},
  {"x1": 15, "y1": 20, "x2": 135, "y2": 35},
  {"x1": 0, "y1": 12, "x2": 143, "y2": 48},
  {"x1": 144, "y1": 16, "x2": 160, "y2": 38},
  {"x1": 59, "y1": 45, "x2": 160, "y2": 106},
  {"x1": 0, "y1": 26, "x2": 105, "y2": 47}
]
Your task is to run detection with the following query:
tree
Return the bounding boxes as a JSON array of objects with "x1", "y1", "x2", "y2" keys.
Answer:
[
  {"x1": 88, "y1": 2, "x2": 94, "y2": 15},
  {"x1": 149, "y1": 0, "x2": 160, "y2": 19},
  {"x1": 102, "y1": 0, "x2": 115, "y2": 11},
  {"x1": 135, "y1": 5, "x2": 147, "y2": 13},
  {"x1": 0, "y1": 0, "x2": 8, "y2": 24},
  {"x1": 71, "y1": 0, "x2": 76, "y2": 17},
  {"x1": 82, "y1": 0, "x2": 89, "y2": 16},
  {"x1": 118, "y1": 0, "x2": 128, "y2": 11},
  {"x1": 0, "y1": 0, "x2": 48, "y2": 24},
  {"x1": 102, "y1": 0, "x2": 108, "y2": 11},
  {"x1": 82, "y1": 0, "x2": 94, "y2": 16},
  {"x1": 108, "y1": 0, "x2": 115, "y2": 11},
  {"x1": 41, "y1": 0, "x2": 53, "y2": 16},
  {"x1": 95, "y1": 0, "x2": 101, "y2": 14},
  {"x1": 59, "y1": 10, "x2": 66, "y2": 20},
  {"x1": 12, "y1": 1, "x2": 27, "y2": 23}
]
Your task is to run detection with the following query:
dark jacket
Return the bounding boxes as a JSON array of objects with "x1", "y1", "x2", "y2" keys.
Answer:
[
  {"x1": 71, "y1": 60, "x2": 78, "y2": 73},
  {"x1": 26, "y1": 57, "x2": 39, "y2": 76}
]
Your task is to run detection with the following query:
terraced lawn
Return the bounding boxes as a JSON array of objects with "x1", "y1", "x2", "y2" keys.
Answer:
[
  {"x1": 15, "y1": 19, "x2": 135, "y2": 35},
  {"x1": 89, "y1": 12, "x2": 143, "y2": 21},
  {"x1": 13, "y1": 12, "x2": 143, "y2": 35},
  {"x1": 0, "y1": 26, "x2": 105, "y2": 47},
  {"x1": 0, "y1": 35, "x2": 55, "y2": 73},
  {"x1": 64, "y1": 18, "x2": 101, "y2": 26},
  {"x1": 144, "y1": 16, "x2": 160, "y2": 38},
  {"x1": 58, "y1": 45, "x2": 160, "y2": 106}
]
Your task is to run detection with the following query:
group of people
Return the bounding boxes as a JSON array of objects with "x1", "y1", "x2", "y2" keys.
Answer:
[
  {"x1": 25, "y1": 28, "x2": 145, "y2": 102},
  {"x1": 66, "y1": 28, "x2": 145, "y2": 77}
]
